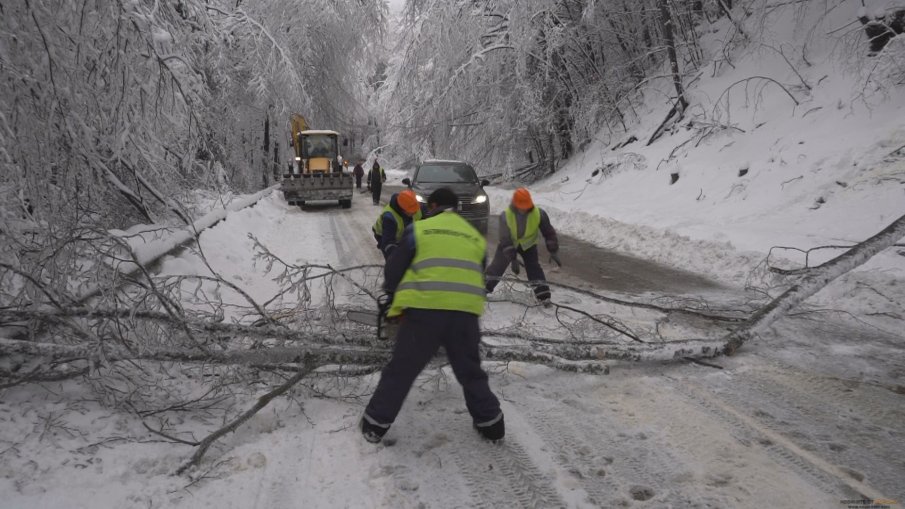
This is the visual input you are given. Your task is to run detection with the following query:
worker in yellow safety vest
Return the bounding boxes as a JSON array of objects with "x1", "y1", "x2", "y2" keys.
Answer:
[
  {"x1": 484, "y1": 187, "x2": 560, "y2": 304},
  {"x1": 372, "y1": 189, "x2": 424, "y2": 259},
  {"x1": 361, "y1": 187, "x2": 504, "y2": 444}
]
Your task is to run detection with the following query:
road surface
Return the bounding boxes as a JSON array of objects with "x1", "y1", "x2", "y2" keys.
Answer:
[
  {"x1": 174, "y1": 189, "x2": 904, "y2": 508},
  {"x1": 377, "y1": 184, "x2": 727, "y2": 297}
]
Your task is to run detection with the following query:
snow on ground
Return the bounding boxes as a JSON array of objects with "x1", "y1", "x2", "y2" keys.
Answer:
[
  {"x1": 107, "y1": 186, "x2": 278, "y2": 272},
  {"x1": 2, "y1": 2, "x2": 904, "y2": 508},
  {"x1": 2, "y1": 184, "x2": 903, "y2": 508}
]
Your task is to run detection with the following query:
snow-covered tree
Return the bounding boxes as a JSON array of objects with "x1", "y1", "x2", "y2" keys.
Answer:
[{"x1": 0, "y1": 0, "x2": 385, "y2": 300}]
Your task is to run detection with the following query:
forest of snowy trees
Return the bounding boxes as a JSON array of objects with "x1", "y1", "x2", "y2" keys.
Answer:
[
  {"x1": 0, "y1": 0, "x2": 385, "y2": 224},
  {"x1": 4, "y1": 0, "x2": 904, "y2": 233},
  {"x1": 382, "y1": 0, "x2": 904, "y2": 177},
  {"x1": 1, "y1": 0, "x2": 386, "y2": 308}
]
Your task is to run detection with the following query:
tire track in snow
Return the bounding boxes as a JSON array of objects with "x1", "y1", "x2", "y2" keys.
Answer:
[
  {"x1": 333, "y1": 203, "x2": 383, "y2": 266},
  {"x1": 449, "y1": 437, "x2": 566, "y2": 509},
  {"x1": 512, "y1": 386, "x2": 697, "y2": 507},
  {"x1": 328, "y1": 213, "x2": 353, "y2": 267},
  {"x1": 508, "y1": 397, "x2": 627, "y2": 507},
  {"x1": 410, "y1": 393, "x2": 566, "y2": 508},
  {"x1": 670, "y1": 376, "x2": 896, "y2": 502},
  {"x1": 700, "y1": 365, "x2": 905, "y2": 500},
  {"x1": 605, "y1": 376, "x2": 839, "y2": 507},
  {"x1": 755, "y1": 361, "x2": 905, "y2": 432}
]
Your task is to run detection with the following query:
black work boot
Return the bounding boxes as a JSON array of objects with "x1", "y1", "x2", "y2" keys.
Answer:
[
  {"x1": 360, "y1": 416, "x2": 389, "y2": 444},
  {"x1": 474, "y1": 413, "x2": 505, "y2": 442}
]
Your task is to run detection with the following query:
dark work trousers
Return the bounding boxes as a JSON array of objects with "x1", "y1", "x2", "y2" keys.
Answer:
[
  {"x1": 485, "y1": 244, "x2": 551, "y2": 299},
  {"x1": 364, "y1": 308, "x2": 501, "y2": 427},
  {"x1": 355, "y1": 176, "x2": 362, "y2": 189},
  {"x1": 371, "y1": 183, "x2": 382, "y2": 205}
]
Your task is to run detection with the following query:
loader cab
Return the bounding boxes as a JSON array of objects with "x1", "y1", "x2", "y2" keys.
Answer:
[{"x1": 298, "y1": 130, "x2": 340, "y2": 174}]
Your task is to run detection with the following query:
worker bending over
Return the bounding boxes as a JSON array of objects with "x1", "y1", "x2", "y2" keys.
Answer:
[
  {"x1": 485, "y1": 187, "x2": 560, "y2": 304},
  {"x1": 372, "y1": 189, "x2": 423, "y2": 259}
]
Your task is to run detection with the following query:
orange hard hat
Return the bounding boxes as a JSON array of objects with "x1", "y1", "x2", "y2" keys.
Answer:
[
  {"x1": 512, "y1": 187, "x2": 534, "y2": 210},
  {"x1": 397, "y1": 190, "x2": 420, "y2": 215}
]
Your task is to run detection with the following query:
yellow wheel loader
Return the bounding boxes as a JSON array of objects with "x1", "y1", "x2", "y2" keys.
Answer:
[{"x1": 283, "y1": 114, "x2": 354, "y2": 208}]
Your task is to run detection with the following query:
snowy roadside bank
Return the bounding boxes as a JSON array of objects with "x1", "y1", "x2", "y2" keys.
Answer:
[
  {"x1": 483, "y1": 0, "x2": 905, "y2": 325},
  {"x1": 108, "y1": 186, "x2": 278, "y2": 269}
]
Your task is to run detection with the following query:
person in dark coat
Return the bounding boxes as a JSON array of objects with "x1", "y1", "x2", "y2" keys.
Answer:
[
  {"x1": 360, "y1": 188, "x2": 504, "y2": 444},
  {"x1": 372, "y1": 190, "x2": 424, "y2": 260},
  {"x1": 353, "y1": 161, "x2": 365, "y2": 189},
  {"x1": 485, "y1": 187, "x2": 560, "y2": 303},
  {"x1": 367, "y1": 160, "x2": 386, "y2": 205}
]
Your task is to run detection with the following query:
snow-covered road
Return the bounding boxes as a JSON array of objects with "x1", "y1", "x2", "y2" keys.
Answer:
[
  {"x1": 2, "y1": 190, "x2": 902, "y2": 509},
  {"x1": 174, "y1": 192, "x2": 905, "y2": 507}
]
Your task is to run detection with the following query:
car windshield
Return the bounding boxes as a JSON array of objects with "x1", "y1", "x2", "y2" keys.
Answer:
[{"x1": 416, "y1": 164, "x2": 477, "y2": 183}]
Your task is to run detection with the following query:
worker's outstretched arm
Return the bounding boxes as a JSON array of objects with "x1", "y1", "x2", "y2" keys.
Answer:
[
  {"x1": 539, "y1": 209, "x2": 559, "y2": 253},
  {"x1": 383, "y1": 225, "x2": 416, "y2": 293},
  {"x1": 379, "y1": 214, "x2": 399, "y2": 259}
]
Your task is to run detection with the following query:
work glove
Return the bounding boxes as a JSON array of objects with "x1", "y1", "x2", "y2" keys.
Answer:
[
  {"x1": 502, "y1": 245, "x2": 517, "y2": 261},
  {"x1": 510, "y1": 258, "x2": 520, "y2": 275},
  {"x1": 377, "y1": 292, "x2": 394, "y2": 318},
  {"x1": 549, "y1": 252, "x2": 562, "y2": 268}
]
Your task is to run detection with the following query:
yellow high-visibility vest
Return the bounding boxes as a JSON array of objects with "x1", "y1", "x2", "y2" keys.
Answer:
[
  {"x1": 505, "y1": 206, "x2": 541, "y2": 250},
  {"x1": 388, "y1": 211, "x2": 486, "y2": 317},
  {"x1": 373, "y1": 205, "x2": 423, "y2": 241}
]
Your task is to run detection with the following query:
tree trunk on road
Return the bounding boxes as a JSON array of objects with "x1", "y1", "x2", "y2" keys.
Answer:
[{"x1": 724, "y1": 211, "x2": 905, "y2": 354}]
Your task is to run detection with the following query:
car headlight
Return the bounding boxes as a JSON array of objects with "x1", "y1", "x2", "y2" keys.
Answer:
[
  {"x1": 474, "y1": 194, "x2": 488, "y2": 204},
  {"x1": 415, "y1": 194, "x2": 426, "y2": 203}
]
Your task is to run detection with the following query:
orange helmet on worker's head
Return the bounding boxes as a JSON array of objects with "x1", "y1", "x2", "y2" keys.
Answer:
[
  {"x1": 511, "y1": 187, "x2": 534, "y2": 211},
  {"x1": 397, "y1": 190, "x2": 421, "y2": 216}
]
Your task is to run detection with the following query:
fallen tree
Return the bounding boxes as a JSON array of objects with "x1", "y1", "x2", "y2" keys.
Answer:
[{"x1": 2, "y1": 212, "x2": 902, "y2": 475}]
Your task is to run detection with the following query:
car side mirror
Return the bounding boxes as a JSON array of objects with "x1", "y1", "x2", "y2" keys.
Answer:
[
  {"x1": 402, "y1": 178, "x2": 412, "y2": 186},
  {"x1": 481, "y1": 179, "x2": 490, "y2": 187}
]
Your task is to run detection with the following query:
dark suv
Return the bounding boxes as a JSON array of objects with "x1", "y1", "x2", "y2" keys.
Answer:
[{"x1": 402, "y1": 159, "x2": 491, "y2": 234}]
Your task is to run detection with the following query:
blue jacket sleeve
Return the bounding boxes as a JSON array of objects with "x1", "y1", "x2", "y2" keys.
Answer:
[
  {"x1": 379, "y1": 213, "x2": 399, "y2": 258},
  {"x1": 383, "y1": 224, "x2": 416, "y2": 293}
]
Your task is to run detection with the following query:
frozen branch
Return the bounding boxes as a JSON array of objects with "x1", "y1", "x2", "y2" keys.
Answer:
[
  {"x1": 176, "y1": 357, "x2": 316, "y2": 475},
  {"x1": 725, "y1": 211, "x2": 905, "y2": 354}
]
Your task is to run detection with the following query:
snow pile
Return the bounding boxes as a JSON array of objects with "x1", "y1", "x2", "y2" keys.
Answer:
[{"x1": 108, "y1": 186, "x2": 277, "y2": 270}]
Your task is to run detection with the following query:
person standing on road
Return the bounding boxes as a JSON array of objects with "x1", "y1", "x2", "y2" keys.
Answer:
[
  {"x1": 353, "y1": 161, "x2": 365, "y2": 189},
  {"x1": 372, "y1": 190, "x2": 424, "y2": 260},
  {"x1": 484, "y1": 187, "x2": 560, "y2": 304},
  {"x1": 367, "y1": 159, "x2": 386, "y2": 205},
  {"x1": 361, "y1": 187, "x2": 504, "y2": 444}
]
